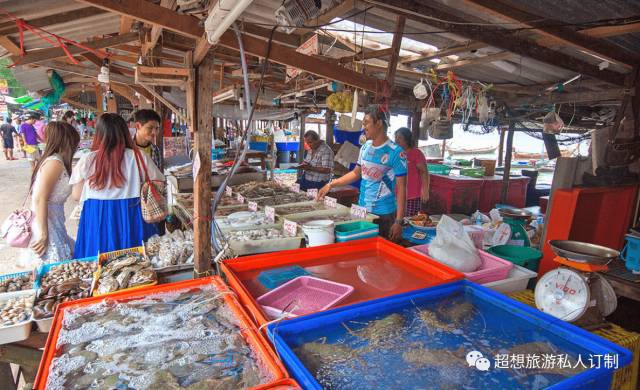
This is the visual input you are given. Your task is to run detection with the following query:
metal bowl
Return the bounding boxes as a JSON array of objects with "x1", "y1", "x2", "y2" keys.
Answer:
[
  {"x1": 499, "y1": 208, "x2": 533, "y2": 220},
  {"x1": 548, "y1": 240, "x2": 620, "y2": 264}
]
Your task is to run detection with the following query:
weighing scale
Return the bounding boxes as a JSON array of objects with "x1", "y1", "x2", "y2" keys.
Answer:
[
  {"x1": 534, "y1": 240, "x2": 619, "y2": 329},
  {"x1": 499, "y1": 208, "x2": 533, "y2": 247}
]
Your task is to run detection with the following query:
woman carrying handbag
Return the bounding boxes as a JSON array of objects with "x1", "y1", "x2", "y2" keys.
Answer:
[
  {"x1": 2, "y1": 122, "x2": 80, "y2": 267},
  {"x1": 70, "y1": 113, "x2": 165, "y2": 258}
]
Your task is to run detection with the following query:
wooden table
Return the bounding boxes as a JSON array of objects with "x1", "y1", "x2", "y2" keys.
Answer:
[
  {"x1": 0, "y1": 329, "x2": 47, "y2": 389},
  {"x1": 602, "y1": 259, "x2": 640, "y2": 303}
]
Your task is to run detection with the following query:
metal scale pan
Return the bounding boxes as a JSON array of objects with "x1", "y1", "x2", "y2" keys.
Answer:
[{"x1": 548, "y1": 240, "x2": 620, "y2": 265}]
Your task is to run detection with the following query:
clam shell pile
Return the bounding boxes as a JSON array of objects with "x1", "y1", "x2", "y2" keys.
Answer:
[
  {"x1": 145, "y1": 230, "x2": 194, "y2": 269},
  {"x1": 33, "y1": 280, "x2": 91, "y2": 319},
  {"x1": 0, "y1": 294, "x2": 34, "y2": 327},
  {"x1": 95, "y1": 253, "x2": 157, "y2": 295},
  {"x1": 40, "y1": 261, "x2": 97, "y2": 289},
  {"x1": 225, "y1": 228, "x2": 286, "y2": 241},
  {"x1": 0, "y1": 273, "x2": 33, "y2": 293}
]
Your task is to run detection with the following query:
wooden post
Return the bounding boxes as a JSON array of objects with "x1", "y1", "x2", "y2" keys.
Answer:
[
  {"x1": 498, "y1": 126, "x2": 506, "y2": 166},
  {"x1": 386, "y1": 15, "x2": 406, "y2": 91},
  {"x1": 298, "y1": 113, "x2": 306, "y2": 163},
  {"x1": 106, "y1": 87, "x2": 118, "y2": 113},
  {"x1": 193, "y1": 51, "x2": 215, "y2": 277},
  {"x1": 94, "y1": 84, "x2": 104, "y2": 115},
  {"x1": 501, "y1": 121, "x2": 515, "y2": 203},
  {"x1": 441, "y1": 139, "x2": 446, "y2": 158},
  {"x1": 411, "y1": 107, "x2": 421, "y2": 142},
  {"x1": 325, "y1": 109, "x2": 335, "y2": 146},
  {"x1": 186, "y1": 52, "x2": 196, "y2": 134}
]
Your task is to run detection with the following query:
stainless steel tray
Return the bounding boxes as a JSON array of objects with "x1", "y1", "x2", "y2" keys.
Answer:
[{"x1": 548, "y1": 240, "x2": 619, "y2": 264}]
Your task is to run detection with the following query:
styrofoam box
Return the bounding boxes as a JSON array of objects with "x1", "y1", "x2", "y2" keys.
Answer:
[
  {"x1": 0, "y1": 290, "x2": 35, "y2": 344},
  {"x1": 482, "y1": 264, "x2": 537, "y2": 294}
]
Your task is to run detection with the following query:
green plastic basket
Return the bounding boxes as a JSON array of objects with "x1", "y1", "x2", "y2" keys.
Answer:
[
  {"x1": 486, "y1": 245, "x2": 542, "y2": 272},
  {"x1": 456, "y1": 159, "x2": 473, "y2": 166},
  {"x1": 427, "y1": 164, "x2": 451, "y2": 175},
  {"x1": 460, "y1": 167, "x2": 485, "y2": 178}
]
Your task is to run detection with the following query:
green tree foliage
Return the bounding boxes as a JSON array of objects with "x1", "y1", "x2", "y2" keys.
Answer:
[{"x1": 0, "y1": 58, "x2": 28, "y2": 97}]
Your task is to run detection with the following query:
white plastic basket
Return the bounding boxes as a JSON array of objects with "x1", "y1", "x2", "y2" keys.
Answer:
[
  {"x1": 482, "y1": 264, "x2": 537, "y2": 294},
  {"x1": 0, "y1": 290, "x2": 35, "y2": 344}
]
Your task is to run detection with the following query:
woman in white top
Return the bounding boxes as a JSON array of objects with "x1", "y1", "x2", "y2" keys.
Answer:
[
  {"x1": 70, "y1": 113, "x2": 164, "y2": 258},
  {"x1": 28, "y1": 121, "x2": 80, "y2": 265}
]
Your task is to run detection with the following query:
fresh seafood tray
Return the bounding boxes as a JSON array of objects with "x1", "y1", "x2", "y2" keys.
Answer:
[
  {"x1": 255, "y1": 193, "x2": 310, "y2": 207},
  {"x1": 34, "y1": 257, "x2": 98, "y2": 289},
  {"x1": 0, "y1": 270, "x2": 35, "y2": 294},
  {"x1": 272, "y1": 201, "x2": 329, "y2": 216},
  {"x1": 216, "y1": 204, "x2": 252, "y2": 216},
  {"x1": 268, "y1": 280, "x2": 632, "y2": 390},
  {"x1": 221, "y1": 226, "x2": 303, "y2": 256},
  {"x1": 93, "y1": 247, "x2": 157, "y2": 297},
  {"x1": 284, "y1": 209, "x2": 377, "y2": 228},
  {"x1": 33, "y1": 279, "x2": 91, "y2": 333},
  {"x1": 222, "y1": 237, "x2": 464, "y2": 327},
  {"x1": 34, "y1": 277, "x2": 286, "y2": 390},
  {"x1": 234, "y1": 181, "x2": 297, "y2": 199},
  {"x1": 0, "y1": 289, "x2": 35, "y2": 344},
  {"x1": 145, "y1": 229, "x2": 194, "y2": 271},
  {"x1": 216, "y1": 211, "x2": 279, "y2": 232}
]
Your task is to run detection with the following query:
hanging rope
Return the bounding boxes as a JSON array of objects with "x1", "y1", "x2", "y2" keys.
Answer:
[{"x1": 0, "y1": 8, "x2": 111, "y2": 67}]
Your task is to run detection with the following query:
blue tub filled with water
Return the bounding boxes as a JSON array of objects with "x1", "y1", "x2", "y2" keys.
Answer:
[
  {"x1": 34, "y1": 256, "x2": 98, "y2": 289},
  {"x1": 268, "y1": 280, "x2": 631, "y2": 390}
]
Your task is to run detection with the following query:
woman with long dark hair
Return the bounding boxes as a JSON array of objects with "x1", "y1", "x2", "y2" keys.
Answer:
[
  {"x1": 394, "y1": 127, "x2": 429, "y2": 216},
  {"x1": 25, "y1": 121, "x2": 80, "y2": 265},
  {"x1": 70, "y1": 113, "x2": 164, "y2": 258}
]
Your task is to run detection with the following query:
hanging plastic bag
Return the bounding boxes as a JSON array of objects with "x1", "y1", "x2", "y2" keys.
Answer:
[
  {"x1": 543, "y1": 111, "x2": 564, "y2": 134},
  {"x1": 477, "y1": 94, "x2": 489, "y2": 123},
  {"x1": 428, "y1": 215, "x2": 481, "y2": 272},
  {"x1": 419, "y1": 107, "x2": 430, "y2": 140},
  {"x1": 413, "y1": 78, "x2": 429, "y2": 100}
]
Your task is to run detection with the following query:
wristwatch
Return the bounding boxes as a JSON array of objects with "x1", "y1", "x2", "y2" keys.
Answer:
[{"x1": 393, "y1": 219, "x2": 403, "y2": 226}]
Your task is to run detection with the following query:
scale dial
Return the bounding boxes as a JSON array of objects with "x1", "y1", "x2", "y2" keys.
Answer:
[{"x1": 535, "y1": 267, "x2": 591, "y2": 322}]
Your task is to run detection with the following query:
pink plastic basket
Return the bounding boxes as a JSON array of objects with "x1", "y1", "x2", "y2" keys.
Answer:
[
  {"x1": 257, "y1": 276, "x2": 354, "y2": 319},
  {"x1": 409, "y1": 244, "x2": 513, "y2": 284}
]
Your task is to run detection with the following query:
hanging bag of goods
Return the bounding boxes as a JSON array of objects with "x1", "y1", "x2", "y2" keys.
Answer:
[{"x1": 133, "y1": 148, "x2": 168, "y2": 223}]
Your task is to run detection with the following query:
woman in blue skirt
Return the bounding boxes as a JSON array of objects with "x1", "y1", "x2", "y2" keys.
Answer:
[{"x1": 70, "y1": 113, "x2": 164, "y2": 258}]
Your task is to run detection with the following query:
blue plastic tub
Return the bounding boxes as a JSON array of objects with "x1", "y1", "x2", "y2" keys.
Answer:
[
  {"x1": 0, "y1": 270, "x2": 36, "y2": 291},
  {"x1": 249, "y1": 141, "x2": 268, "y2": 152},
  {"x1": 621, "y1": 234, "x2": 640, "y2": 273},
  {"x1": 334, "y1": 126, "x2": 363, "y2": 145},
  {"x1": 258, "y1": 266, "x2": 311, "y2": 290},
  {"x1": 34, "y1": 256, "x2": 98, "y2": 289},
  {"x1": 268, "y1": 280, "x2": 632, "y2": 390},
  {"x1": 211, "y1": 147, "x2": 225, "y2": 160},
  {"x1": 402, "y1": 225, "x2": 436, "y2": 245},
  {"x1": 334, "y1": 221, "x2": 379, "y2": 242},
  {"x1": 275, "y1": 142, "x2": 300, "y2": 152}
]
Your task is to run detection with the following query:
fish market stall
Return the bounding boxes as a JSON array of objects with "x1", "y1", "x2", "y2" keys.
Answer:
[
  {"x1": 166, "y1": 162, "x2": 266, "y2": 193},
  {"x1": 34, "y1": 277, "x2": 286, "y2": 390}
]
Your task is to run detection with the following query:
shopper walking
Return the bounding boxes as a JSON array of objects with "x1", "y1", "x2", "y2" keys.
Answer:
[
  {"x1": 71, "y1": 113, "x2": 165, "y2": 258},
  {"x1": 394, "y1": 127, "x2": 429, "y2": 216},
  {"x1": 25, "y1": 121, "x2": 80, "y2": 265},
  {"x1": 1, "y1": 117, "x2": 18, "y2": 160},
  {"x1": 20, "y1": 113, "x2": 41, "y2": 170}
]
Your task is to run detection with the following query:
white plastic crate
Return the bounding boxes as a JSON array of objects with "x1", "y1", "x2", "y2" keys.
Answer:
[{"x1": 482, "y1": 264, "x2": 537, "y2": 294}]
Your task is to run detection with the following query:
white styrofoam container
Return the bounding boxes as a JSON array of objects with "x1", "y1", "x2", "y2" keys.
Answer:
[
  {"x1": 0, "y1": 290, "x2": 35, "y2": 344},
  {"x1": 482, "y1": 264, "x2": 537, "y2": 294},
  {"x1": 35, "y1": 316, "x2": 53, "y2": 333}
]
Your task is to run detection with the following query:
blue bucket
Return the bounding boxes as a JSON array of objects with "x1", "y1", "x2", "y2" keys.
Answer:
[{"x1": 621, "y1": 234, "x2": 640, "y2": 274}]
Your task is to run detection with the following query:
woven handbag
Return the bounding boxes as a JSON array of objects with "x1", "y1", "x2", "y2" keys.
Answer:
[{"x1": 133, "y1": 147, "x2": 168, "y2": 223}]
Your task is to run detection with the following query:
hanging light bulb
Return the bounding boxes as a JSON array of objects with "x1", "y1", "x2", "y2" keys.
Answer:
[{"x1": 97, "y1": 58, "x2": 110, "y2": 84}]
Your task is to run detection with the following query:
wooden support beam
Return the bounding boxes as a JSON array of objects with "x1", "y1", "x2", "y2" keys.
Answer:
[
  {"x1": 95, "y1": 84, "x2": 104, "y2": 114},
  {"x1": 134, "y1": 67, "x2": 188, "y2": 87},
  {"x1": 0, "y1": 7, "x2": 107, "y2": 35},
  {"x1": 386, "y1": 15, "x2": 406, "y2": 90},
  {"x1": 185, "y1": 52, "x2": 196, "y2": 132},
  {"x1": 296, "y1": 0, "x2": 356, "y2": 35},
  {"x1": 435, "y1": 51, "x2": 514, "y2": 71},
  {"x1": 12, "y1": 33, "x2": 138, "y2": 66},
  {"x1": 0, "y1": 36, "x2": 21, "y2": 56},
  {"x1": 78, "y1": 0, "x2": 203, "y2": 39},
  {"x1": 579, "y1": 22, "x2": 640, "y2": 39},
  {"x1": 119, "y1": 16, "x2": 134, "y2": 34},
  {"x1": 461, "y1": 0, "x2": 639, "y2": 68},
  {"x1": 130, "y1": 85, "x2": 154, "y2": 102},
  {"x1": 498, "y1": 126, "x2": 505, "y2": 166},
  {"x1": 106, "y1": 90, "x2": 118, "y2": 112},
  {"x1": 110, "y1": 83, "x2": 135, "y2": 104},
  {"x1": 142, "y1": 0, "x2": 177, "y2": 56},
  {"x1": 339, "y1": 48, "x2": 394, "y2": 64},
  {"x1": 510, "y1": 89, "x2": 630, "y2": 106},
  {"x1": 193, "y1": 51, "x2": 215, "y2": 277},
  {"x1": 38, "y1": 60, "x2": 135, "y2": 85},
  {"x1": 401, "y1": 42, "x2": 485, "y2": 65},
  {"x1": 242, "y1": 23, "x2": 301, "y2": 48},
  {"x1": 366, "y1": 0, "x2": 626, "y2": 86},
  {"x1": 136, "y1": 66, "x2": 189, "y2": 77},
  {"x1": 193, "y1": 37, "x2": 212, "y2": 67},
  {"x1": 217, "y1": 31, "x2": 379, "y2": 92},
  {"x1": 138, "y1": 83, "x2": 188, "y2": 123},
  {"x1": 501, "y1": 121, "x2": 514, "y2": 203},
  {"x1": 80, "y1": 0, "x2": 380, "y2": 91}
]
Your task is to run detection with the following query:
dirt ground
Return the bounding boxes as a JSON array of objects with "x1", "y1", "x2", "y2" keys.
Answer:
[{"x1": 0, "y1": 155, "x2": 78, "y2": 274}]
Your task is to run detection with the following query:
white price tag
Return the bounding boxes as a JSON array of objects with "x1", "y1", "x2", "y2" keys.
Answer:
[
  {"x1": 283, "y1": 219, "x2": 298, "y2": 236},
  {"x1": 236, "y1": 193, "x2": 245, "y2": 203},
  {"x1": 291, "y1": 183, "x2": 300, "y2": 193},
  {"x1": 324, "y1": 196, "x2": 337, "y2": 208},
  {"x1": 265, "y1": 206, "x2": 275, "y2": 223},
  {"x1": 225, "y1": 186, "x2": 232, "y2": 197},
  {"x1": 350, "y1": 204, "x2": 368, "y2": 219},
  {"x1": 307, "y1": 188, "x2": 318, "y2": 199},
  {"x1": 248, "y1": 201, "x2": 258, "y2": 212}
]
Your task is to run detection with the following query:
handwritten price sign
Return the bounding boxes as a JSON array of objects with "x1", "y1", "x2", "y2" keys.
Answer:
[
  {"x1": 324, "y1": 196, "x2": 338, "y2": 208},
  {"x1": 307, "y1": 188, "x2": 318, "y2": 199},
  {"x1": 225, "y1": 186, "x2": 232, "y2": 197},
  {"x1": 236, "y1": 193, "x2": 245, "y2": 203},
  {"x1": 248, "y1": 201, "x2": 258, "y2": 212},
  {"x1": 291, "y1": 183, "x2": 301, "y2": 193},
  {"x1": 350, "y1": 204, "x2": 368, "y2": 219},
  {"x1": 264, "y1": 206, "x2": 275, "y2": 223},
  {"x1": 283, "y1": 219, "x2": 298, "y2": 236}
]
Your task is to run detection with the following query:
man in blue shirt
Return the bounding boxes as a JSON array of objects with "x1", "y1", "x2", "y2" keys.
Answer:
[{"x1": 319, "y1": 106, "x2": 407, "y2": 241}]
